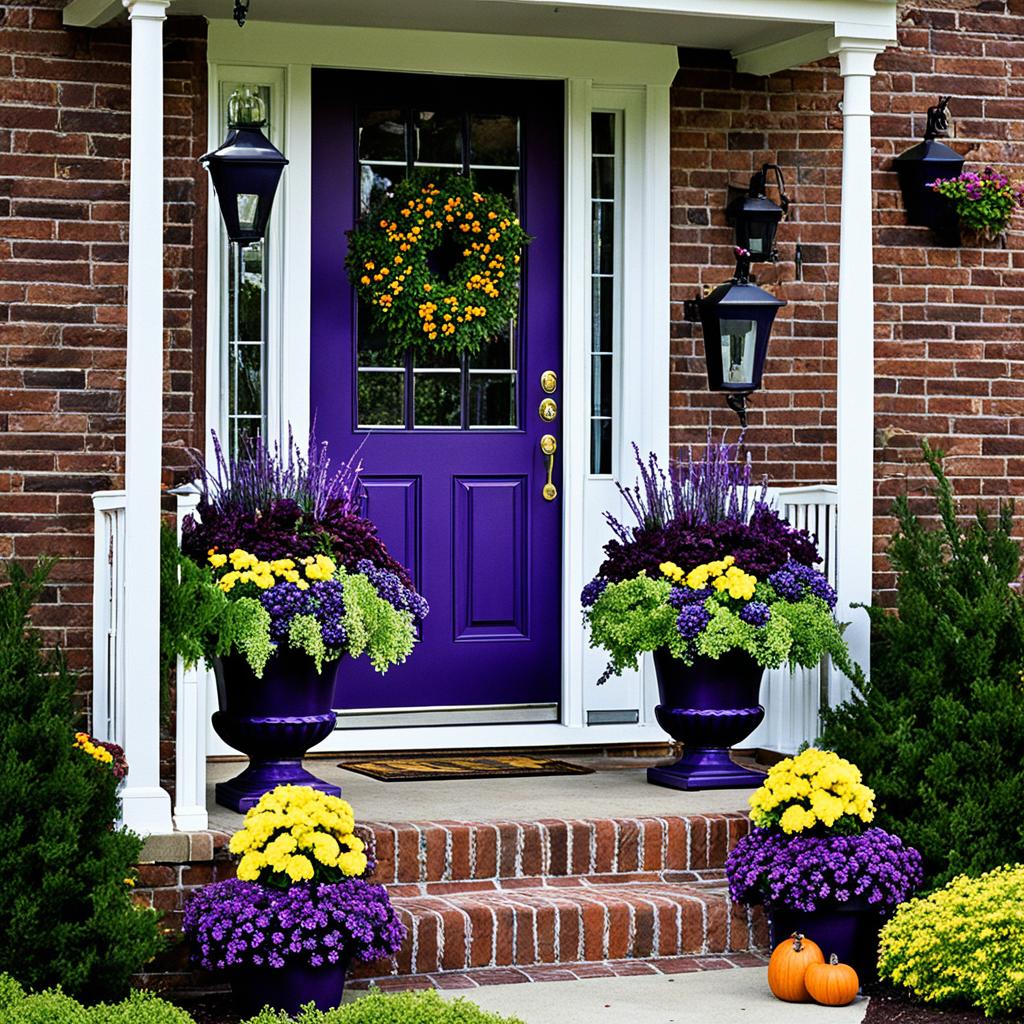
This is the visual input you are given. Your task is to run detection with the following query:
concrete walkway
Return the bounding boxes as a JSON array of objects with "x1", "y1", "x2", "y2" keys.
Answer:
[
  {"x1": 430, "y1": 967, "x2": 868, "y2": 1024},
  {"x1": 207, "y1": 754, "x2": 759, "y2": 829}
]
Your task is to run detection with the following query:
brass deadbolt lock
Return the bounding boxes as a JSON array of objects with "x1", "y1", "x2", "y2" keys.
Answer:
[
  {"x1": 540, "y1": 370, "x2": 558, "y2": 393},
  {"x1": 538, "y1": 398, "x2": 558, "y2": 422}
]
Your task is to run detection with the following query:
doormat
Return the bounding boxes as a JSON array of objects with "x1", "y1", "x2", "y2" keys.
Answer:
[{"x1": 337, "y1": 755, "x2": 596, "y2": 782}]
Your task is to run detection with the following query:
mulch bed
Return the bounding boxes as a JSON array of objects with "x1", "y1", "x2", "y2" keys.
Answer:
[{"x1": 862, "y1": 986, "x2": 1012, "y2": 1024}]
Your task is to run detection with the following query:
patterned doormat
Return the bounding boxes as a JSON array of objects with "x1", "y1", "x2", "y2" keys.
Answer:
[{"x1": 337, "y1": 754, "x2": 595, "y2": 781}]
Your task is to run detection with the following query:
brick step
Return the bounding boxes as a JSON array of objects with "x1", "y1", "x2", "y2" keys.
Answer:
[
  {"x1": 352, "y1": 881, "x2": 768, "y2": 979},
  {"x1": 361, "y1": 813, "x2": 752, "y2": 887}
]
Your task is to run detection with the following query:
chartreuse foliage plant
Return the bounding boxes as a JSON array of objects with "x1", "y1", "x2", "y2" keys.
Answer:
[
  {"x1": 819, "y1": 442, "x2": 1024, "y2": 886},
  {"x1": 243, "y1": 989, "x2": 527, "y2": 1024},
  {"x1": 0, "y1": 562, "x2": 163, "y2": 1001},
  {"x1": 878, "y1": 865, "x2": 1024, "y2": 1019}
]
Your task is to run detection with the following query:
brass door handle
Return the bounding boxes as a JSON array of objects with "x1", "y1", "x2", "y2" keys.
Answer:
[{"x1": 540, "y1": 434, "x2": 557, "y2": 501}]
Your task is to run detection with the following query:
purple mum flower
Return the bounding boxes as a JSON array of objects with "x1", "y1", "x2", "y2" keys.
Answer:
[
  {"x1": 677, "y1": 603, "x2": 711, "y2": 639},
  {"x1": 739, "y1": 600, "x2": 771, "y2": 626}
]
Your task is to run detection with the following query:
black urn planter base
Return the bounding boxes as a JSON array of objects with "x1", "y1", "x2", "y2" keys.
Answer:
[
  {"x1": 212, "y1": 652, "x2": 343, "y2": 813},
  {"x1": 648, "y1": 648, "x2": 767, "y2": 792}
]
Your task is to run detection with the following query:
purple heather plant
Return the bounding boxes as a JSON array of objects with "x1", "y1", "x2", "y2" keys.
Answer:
[
  {"x1": 183, "y1": 878, "x2": 406, "y2": 972},
  {"x1": 726, "y1": 827, "x2": 923, "y2": 915}
]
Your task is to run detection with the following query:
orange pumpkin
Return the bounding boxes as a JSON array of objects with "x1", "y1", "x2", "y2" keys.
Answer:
[
  {"x1": 805, "y1": 954, "x2": 860, "y2": 1007},
  {"x1": 767, "y1": 932, "x2": 825, "y2": 1002}
]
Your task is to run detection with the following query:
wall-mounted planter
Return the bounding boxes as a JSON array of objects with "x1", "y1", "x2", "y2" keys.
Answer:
[{"x1": 893, "y1": 97, "x2": 964, "y2": 245}]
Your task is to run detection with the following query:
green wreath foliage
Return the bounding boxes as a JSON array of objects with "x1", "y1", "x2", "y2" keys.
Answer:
[{"x1": 345, "y1": 173, "x2": 530, "y2": 356}]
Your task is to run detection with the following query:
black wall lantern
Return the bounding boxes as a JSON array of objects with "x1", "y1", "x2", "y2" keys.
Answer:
[
  {"x1": 893, "y1": 97, "x2": 964, "y2": 241},
  {"x1": 687, "y1": 249, "x2": 787, "y2": 426},
  {"x1": 201, "y1": 86, "x2": 288, "y2": 245},
  {"x1": 725, "y1": 164, "x2": 790, "y2": 262}
]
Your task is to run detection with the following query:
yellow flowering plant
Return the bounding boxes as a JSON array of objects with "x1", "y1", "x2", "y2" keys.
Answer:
[
  {"x1": 346, "y1": 173, "x2": 530, "y2": 356},
  {"x1": 748, "y1": 748, "x2": 876, "y2": 835},
  {"x1": 229, "y1": 784, "x2": 372, "y2": 888}
]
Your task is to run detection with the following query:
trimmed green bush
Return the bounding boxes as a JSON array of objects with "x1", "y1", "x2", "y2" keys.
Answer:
[
  {"x1": 0, "y1": 562, "x2": 163, "y2": 1000},
  {"x1": 242, "y1": 989, "x2": 526, "y2": 1024},
  {"x1": 819, "y1": 444, "x2": 1024, "y2": 887},
  {"x1": 0, "y1": 980, "x2": 193, "y2": 1024},
  {"x1": 878, "y1": 864, "x2": 1024, "y2": 1019}
]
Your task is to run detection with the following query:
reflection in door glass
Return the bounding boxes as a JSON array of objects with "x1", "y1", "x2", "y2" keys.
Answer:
[{"x1": 355, "y1": 105, "x2": 523, "y2": 430}]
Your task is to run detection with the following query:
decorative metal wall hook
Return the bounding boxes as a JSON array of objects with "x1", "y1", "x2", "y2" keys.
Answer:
[
  {"x1": 233, "y1": 0, "x2": 250, "y2": 27},
  {"x1": 726, "y1": 392, "x2": 751, "y2": 428},
  {"x1": 925, "y1": 96, "x2": 952, "y2": 140}
]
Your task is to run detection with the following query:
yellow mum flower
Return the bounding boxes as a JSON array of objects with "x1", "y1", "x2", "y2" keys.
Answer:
[
  {"x1": 285, "y1": 855, "x2": 315, "y2": 883},
  {"x1": 237, "y1": 852, "x2": 263, "y2": 881},
  {"x1": 208, "y1": 552, "x2": 228, "y2": 568}
]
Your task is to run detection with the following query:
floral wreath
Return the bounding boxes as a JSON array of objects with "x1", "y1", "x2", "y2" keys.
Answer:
[{"x1": 345, "y1": 173, "x2": 531, "y2": 356}]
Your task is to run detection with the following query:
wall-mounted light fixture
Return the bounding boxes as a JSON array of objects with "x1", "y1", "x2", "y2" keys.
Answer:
[
  {"x1": 725, "y1": 164, "x2": 790, "y2": 262},
  {"x1": 200, "y1": 86, "x2": 288, "y2": 245},
  {"x1": 893, "y1": 97, "x2": 964, "y2": 240},
  {"x1": 684, "y1": 248, "x2": 786, "y2": 427}
]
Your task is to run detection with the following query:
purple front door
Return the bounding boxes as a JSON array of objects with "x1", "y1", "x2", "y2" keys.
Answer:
[{"x1": 310, "y1": 71, "x2": 564, "y2": 717}]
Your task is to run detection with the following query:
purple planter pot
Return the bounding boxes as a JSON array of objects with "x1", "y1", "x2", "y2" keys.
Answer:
[
  {"x1": 230, "y1": 960, "x2": 348, "y2": 1017},
  {"x1": 212, "y1": 649, "x2": 342, "y2": 813},
  {"x1": 647, "y1": 647, "x2": 766, "y2": 791},
  {"x1": 767, "y1": 902, "x2": 881, "y2": 983}
]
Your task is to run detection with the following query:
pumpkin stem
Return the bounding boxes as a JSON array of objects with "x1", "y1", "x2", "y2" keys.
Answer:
[
  {"x1": 829, "y1": 954, "x2": 839, "y2": 965},
  {"x1": 791, "y1": 932, "x2": 804, "y2": 951}
]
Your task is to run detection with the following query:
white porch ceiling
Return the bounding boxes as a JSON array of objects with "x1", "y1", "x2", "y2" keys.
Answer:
[{"x1": 65, "y1": 0, "x2": 897, "y2": 75}]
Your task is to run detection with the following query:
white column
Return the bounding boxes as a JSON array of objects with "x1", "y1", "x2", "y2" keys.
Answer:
[
  {"x1": 829, "y1": 37, "x2": 887, "y2": 687},
  {"x1": 120, "y1": 0, "x2": 173, "y2": 837}
]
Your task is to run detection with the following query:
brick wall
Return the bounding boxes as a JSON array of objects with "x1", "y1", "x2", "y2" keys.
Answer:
[
  {"x1": 670, "y1": 0, "x2": 1024, "y2": 599},
  {"x1": 0, "y1": 1, "x2": 208, "y2": 680}
]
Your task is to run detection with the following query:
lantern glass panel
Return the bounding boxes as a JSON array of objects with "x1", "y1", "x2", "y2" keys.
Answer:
[
  {"x1": 719, "y1": 318, "x2": 757, "y2": 386},
  {"x1": 236, "y1": 193, "x2": 259, "y2": 232},
  {"x1": 746, "y1": 220, "x2": 770, "y2": 256}
]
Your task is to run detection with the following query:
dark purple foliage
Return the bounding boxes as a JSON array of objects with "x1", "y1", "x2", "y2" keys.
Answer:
[
  {"x1": 599, "y1": 504, "x2": 822, "y2": 585},
  {"x1": 183, "y1": 878, "x2": 406, "y2": 971},
  {"x1": 726, "y1": 827, "x2": 923, "y2": 915},
  {"x1": 181, "y1": 497, "x2": 315, "y2": 563}
]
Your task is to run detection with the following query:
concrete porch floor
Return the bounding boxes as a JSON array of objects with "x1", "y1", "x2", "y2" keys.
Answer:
[{"x1": 205, "y1": 752, "x2": 761, "y2": 831}]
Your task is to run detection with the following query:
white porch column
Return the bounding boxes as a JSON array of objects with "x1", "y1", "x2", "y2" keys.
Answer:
[
  {"x1": 120, "y1": 0, "x2": 173, "y2": 836},
  {"x1": 829, "y1": 37, "x2": 887, "y2": 685}
]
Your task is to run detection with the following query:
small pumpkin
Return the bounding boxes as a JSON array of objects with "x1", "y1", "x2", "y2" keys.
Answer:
[
  {"x1": 767, "y1": 932, "x2": 825, "y2": 1002},
  {"x1": 805, "y1": 954, "x2": 860, "y2": 1007}
]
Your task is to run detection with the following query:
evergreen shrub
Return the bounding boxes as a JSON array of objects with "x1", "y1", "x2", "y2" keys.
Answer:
[
  {"x1": 0, "y1": 562, "x2": 163, "y2": 1000},
  {"x1": 878, "y1": 864, "x2": 1024, "y2": 1018},
  {"x1": 242, "y1": 988, "x2": 526, "y2": 1024},
  {"x1": 819, "y1": 444, "x2": 1024, "y2": 886}
]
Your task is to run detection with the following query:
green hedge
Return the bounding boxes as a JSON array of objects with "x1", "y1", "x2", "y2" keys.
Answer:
[
  {"x1": 878, "y1": 864, "x2": 1024, "y2": 1019},
  {"x1": 0, "y1": 979, "x2": 525, "y2": 1024}
]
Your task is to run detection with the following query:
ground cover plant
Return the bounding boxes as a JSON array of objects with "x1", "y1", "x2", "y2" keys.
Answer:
[
  {"x1": 819, "y1": 443, "x2": 1024, "y2": 886},
  {"x1": 582, "y1": 436, "x2": 850, "y2": 679},
  {"x1": 0, "y1": 562, "x2": 162, "y2": 1002},
  {"x1": 877, "y1": 864, "x2": 1024, "y2": 1019}
]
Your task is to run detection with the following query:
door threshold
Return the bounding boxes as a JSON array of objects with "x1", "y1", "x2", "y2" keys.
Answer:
[{"x1": 333, "y1": 703, "x2": 559, "y2": 729}]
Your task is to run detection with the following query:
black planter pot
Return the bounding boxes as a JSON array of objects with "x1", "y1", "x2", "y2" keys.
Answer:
[
  {"x1": 647, "y1": 648, "x2": 767, "y2": 791},
  {"x1": 211, "y1": 648, "x2": 342, "y2": 813}
]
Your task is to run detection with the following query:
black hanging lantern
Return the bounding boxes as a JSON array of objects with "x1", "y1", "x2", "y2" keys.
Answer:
[
  {"x1": 201, "y1": 86, "x2": 288, "y2": 245},
  {"x1": 893, "y1": 97, "x2": 964, "y2": 239},
  {"x1": 725, "y1": 164, "x2": 790, "y2": 262},
  {"x1": 698, "y1": 249, "x2": 786, "y2": 426}
]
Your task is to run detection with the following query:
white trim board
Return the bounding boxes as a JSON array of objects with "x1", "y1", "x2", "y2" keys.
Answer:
[{"x1": 204, "y1": 32, "x2": 674, "y2": 754}]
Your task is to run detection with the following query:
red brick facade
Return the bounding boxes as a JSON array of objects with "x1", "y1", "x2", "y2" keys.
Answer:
[
  {"x1": 0, "y1": 0, "x2": 1022, "y2": 677},
  {"x1": 0, "y1": 1, "x2": 207, "y2": 677},
  {"x1": 670, "y1": 1, "x2": 1024, "y2": 598}
]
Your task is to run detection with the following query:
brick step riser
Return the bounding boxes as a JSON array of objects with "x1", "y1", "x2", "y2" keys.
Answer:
[
  {"x1": 362, "y1": 813, "x2": 751, "y2": 886},
  {"x1": 350, "y1": 889, "x2": 768, "y2": 979}
]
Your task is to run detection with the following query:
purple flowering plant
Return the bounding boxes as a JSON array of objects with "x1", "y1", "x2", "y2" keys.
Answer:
[
  {"x1": 581, "y1": 435, "x2": 851, "y2": 677},
  {"x1": 726, "y1": 827, "x2": 923, "y2": 916},
  {"x1": 928, "y1": 166, "x2": 1024, "y2": 236},
  {"x1": 183, "y1": 878, "x2": 406, "y2": 972},
  {"x1": 166, "y1": 428, "x2": 428, "y2": 678}
]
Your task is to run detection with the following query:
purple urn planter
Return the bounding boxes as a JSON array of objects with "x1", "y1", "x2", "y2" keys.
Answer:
[
  {"x1": 230, "y1": 960, "x2": 348, "y2": 1016},
  {"x1": 647, "y1": 647, "x2": 767, "y2": 791},
  {"x1": 767, "y1": 901, "x2": 881, "y2": 982},
  {"x1": 212, "y1": 649, "x2": 342, "y2": 813}
]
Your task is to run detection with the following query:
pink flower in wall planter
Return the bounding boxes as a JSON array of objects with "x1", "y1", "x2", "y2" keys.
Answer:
[{"x1": 928, "y1": 166, "x2": 1024, "y2": 241}]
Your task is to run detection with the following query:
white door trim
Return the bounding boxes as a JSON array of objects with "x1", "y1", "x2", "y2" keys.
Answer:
[{"x1": 205, "y1": 26, "x2": 676, "y2": 753}]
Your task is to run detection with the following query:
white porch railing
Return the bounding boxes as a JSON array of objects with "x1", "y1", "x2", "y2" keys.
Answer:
[
  {"x1": 746, "y1": 484, "x2": 843, "y2": 755},
  {"x1": 90, "y1": 486, "x2": 209, "y2": 832}
]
